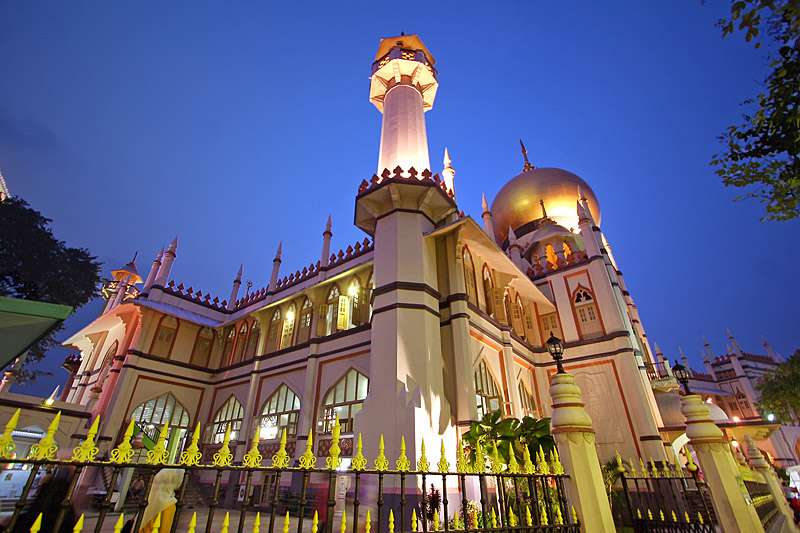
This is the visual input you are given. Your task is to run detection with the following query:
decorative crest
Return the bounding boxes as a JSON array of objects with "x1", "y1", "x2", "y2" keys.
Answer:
[
  {"x1": 0, "y1": 408, "x2": 20, "y2": 459},
  {"x1": 615, "y1": 449, "x2": 626, "y2": 473},
  {"x1": 299, "y1": 432, "x2": 317, "y2": 469},
  {"x1": 437, "y1": 440, "x2": 450, "y2": 472},
  {"x1": 525, "y1": 504, "x2": 533, "y2": 526},
  {"x1": 180, "y1": 423, "x2": 203, "y2": 466},
  {"x1": 489, "y1": 442, "x2": 503, "y2": 474},
  {"x1": 508, "y1": 507, "x2": 518, "y2": 527},
  {"x1": 455, "y1": 441, "x2": 469, "y2": 473},
  {"x1": 490, "y1": 508, "x2": 497, "y2": 528},
  {"x1": 554, "y1": 503, "x2": 564, "y2": 525},
  {"x1": 71, "y1": 416, "x2": 100, "y2": 462},
  {"x1": 374, "y1": 434, "x2": 389, "y2": 471},
  {"x1": 351, "y1": 433, "x2": 368, "y2": 471},
  {"x1": 433, "y1": 509, "x2": 440, "y2": 531},
  {"x1": 267, "y1": 429, "x2": 288, "y2": 468},
  {"x1": 243, "y1": 430, "x2": 264, "y2": 468},
  {"x1": 550, "y1": 448, "x2": 564, "y2": 474},
  {"x1": 507, "y1": 446, "x2": 520, "y2": 474},
  {"x1": 325, "y1": 417, "x2": 342, "y2": 469},
  {"x1": 110, "y1": 420, "x2": 136, "y2": 464},
  {"x1": 28, "y1": 411, "x2": 60, "y2": 460},
  {"x1": 146, "y1": 422, "x2": 171, "y2": 465},
  {"x1": 388, "y1": 509, "x2": 395, "y2": 533},
  {"x1": 417, "y1": 438, "x2": 430, "y2": 471},
  {"x1": 540, "y1": 502, "x2": 549, "y2": 525},
  {"x1": 536, "y1": 445, "x2": 550, "y2": 475},
  {"x1": 523, "y1": 445, "x2": 536, "y2": 474},
  {"x1": 211, "y1": 423, "x2": 233, "y2": 467},
  {"x1": 472, "y1": 440, "x2": 484, "y2": 473},
  {"x1": 395, "y1": 435, "x2": 411, "y2": 471}
]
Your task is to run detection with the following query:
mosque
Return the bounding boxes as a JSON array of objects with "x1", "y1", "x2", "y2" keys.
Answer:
[{"x1": 1, "y1": 34, "x2": 797, "y2": 490}]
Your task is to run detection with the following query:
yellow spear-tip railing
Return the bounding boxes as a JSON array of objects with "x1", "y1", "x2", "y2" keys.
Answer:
[
  {"x1": 146, "y1": 421, "x2": 171, "y2": 465},
  {"x1": 268, "y1": 429, "x2": 288, "y2": 469},
  {"x1": 374, "y1": 434, "x2": 389, "y2": 471},
  {"x1": 0, "y1": 408, "x2": 20, "y2": 459},
  {"x1": 110, "y1": 419, "x2": 136, "y2": 464},
  {"x1": 71, "y1": 416, "x2": 100, "y2": 462},
  {"x1": 299, "y1": 431, "x2": 317, "y2": 469},
  {"x1": 437, "y1": 440, "x2": 450, "y2": 472},
  {"x1": 28, "y1": 411, "x2": 61, "y2": 460},
  {"x1": 212, "y1": 423, "x2": 234, "y2": 467},
  {"x1": 325, "y1": 417, "x2": 341, "y2": 470},
  {"x1": 180, "y1": 423, "x2": 203, "y2": 466},
  {"x1": 351, "y1": 433, "x2": 367, "y2": 471}
]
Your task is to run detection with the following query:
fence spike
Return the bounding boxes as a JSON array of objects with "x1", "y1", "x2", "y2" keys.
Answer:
[
  {"x1": 388, "y1": 510, "x2": 395, "y2": 533},
  {"x1": 697, "y1": 512, "x2": 704, "y2": 525},
  {"x1": 326, "y1": 416, "x2": 342, "y2": 469},
  {"x1": 646, "y1": 509, "x2": 653, "y2": 520},
  {"x1": 614, "y1": 449, "x2": 626, "y2": 473},
  {"x1": 364, "y1": 510, "x2": 371, "y2": 533},
  {"x1": 554, "y1": 503, "x2": 563, "y2": 525},
  {"x1": 571, "y1": 505, "x2": 578, "y2": 523},
  {"x1": 490, "y1": 508, "x2": 497, "y2": 529},
  {"x1": 211, "y1": 423, "x2": 233, "y2": 467},
  {"x1": 539, "y1": 503, "x2": 548, "y2": 525},
  {"x1": 411, "y1": 509, "x2": 418, "y2": 531},
  {"x1": 267, "y1": 428, "x2": 286, "y2": 468},
  {"x1": 671, "y1": 510, "x2": 678, "y2": 522},
  {"x1": 0, "y1": 408, "x2": 20, "y2": 459},
  {"x1": 352, "y1": 433, "x2": 367, "y2": 471},
  {"x1": 71, "y1": 415, "x2": 100, "y2": 462},
  {"x1": 433, "y1": 509, "x2": 440, "y2": 531},
  {"x1": 146, "y1": 421, "x2": 171, "y2": 465},
  {"x1": 508, "y1": 507, "x2": 517, "y2": 527},
  {"x1": 299, "y1": 431, "x2": 317, "y2": 469},
  {"x1": 417, "y1": 438, "x2": 430, "y2": 471},
  {"x1": 29, "y1": 411, "x2": 60, "y2": 460},
  {"x1": 684, "y1": 511, "x2": 690, "y2": 523},
  {"x1": 472, "y1": 440, "x2": 484, "y2": 473},
  {"x1": 490, "y1": 441, "x2": 503, "y2": 474},
  {"x1": 523, "y1": 445, "x2": 535, "y2": 474},
  {"x1": 283, "y1": 511, "x2": 290, "y2": 533},
  {"x1": 311, "y1": 511, "x2": 319, "y2": 533},
  {"x1": 374, "y1": 434, "x2": 389, "y2": 471},
  {"x1": 112, "y1": 513, "x2": 125, "y2": 533},
  {"x1": 639, "y1": 457, "x2": 647, "y2": 476},
  {"x1": 180, "y1": 423, "x2": 203, "y2": 466},
  {"x1": 525, "y1": 504, "x2": 532, "y2": 526},
  {"x1": 187, "y1": 512, "x2": 197, "y2": 533},
  {"x1": 437, "y1": 440, "x2": 450, "y2": 472},
  {"x1": 685, "y1": 448, "x2": 698, "y2": 473},
  {"x1": 507, "y1": 445, "x2": 520, "y2": 474},
  {"x1": 455, "y1": 441, "x2": 469, "y2": 473},
  {"x1": 536, "y1": 445, "x2": 549, "y2": 475},
  {"x1": 221, "y1": 511, "x2": 230, "y2": 533},
  {"x1": 244, "y1": 427, "x2": 264, "y2": 468},
  {"x1": 110, "y1": 419, "x2": 136, "y2": 464},
  {"x1": 550, "y1": 448, "x2": 564, "y2": 475},
  {"x1": 72, "y1": 513, "x2": 85, "y2": 532},
  {"x1": 659, "y1": 509, "x2": 665, "y2": 522},
  {"x1": 30, "y1": 512, "x2": 43, "y2": 533},
  {"x1": 396, "y1": 435, "x2": 410, "y2": 471},
  {"x1": 650, "y1": 458, "x2": 659, "y2": 478},
  {"x1": 636, "y1": 508, "x2": 642, "y2": 519},
  {"x1": 252, "y1": 512, "x2": 261, "y2": 533},
  {"x1": 628, "y1": 457, "x2": 638, "y2": 477}
]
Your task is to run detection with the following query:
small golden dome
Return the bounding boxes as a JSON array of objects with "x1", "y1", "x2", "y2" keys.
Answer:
[{"x1": 490, "y1": 167, "x2": 601, "y2": 243}]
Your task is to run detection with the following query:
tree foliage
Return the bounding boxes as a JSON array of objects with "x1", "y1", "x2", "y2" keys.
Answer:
[
  {"x1": 756, "y1": 350, "x2": 800, "y2": 422},
  {"x1": 711, "y1": 0, "x2": 800, "y2": 220},
  {"x1": 0, "y1": 197, "x2": 101, "y2": 381},
  {"x1": 461, "y1": 410, "x2": 555, "y2": 467}
]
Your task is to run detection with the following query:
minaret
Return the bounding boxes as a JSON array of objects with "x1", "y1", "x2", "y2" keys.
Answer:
[
  {"x1": 227, "y1": 264, "x2": 243, "y2": 310},
  {"x1": 154, "y1": 237, "x2": 178, "y2": 286},
  {"x1": 481, "y1": 194, "x2": 496, "y2": 240},
  {"x1": 442, "y1": 147, "x2": 455, "y2": 195},
  {"x1": 371, "y1": 35, "x2": 438, "y2": 174},
  {"x1": 577, "y1": 196, "x2": 601, "y2": 257},
  {"x1": 110, "y1": 253, "x2": 143, "y2": 309},
  {"x1": 763, "y1": 339, "x2": 782, "y2": 362},
  {"x1": 142, "y1": 249, "x2": 163, "y2": 293},
  {"x1": 726, "y1": 328, "x2": 743, "y2": 355},
  {"x1": 268, "y1": 242, "x2": 282, "y2": 291},
  {"x1": 0, "y1": 168, "x2": 10, "y2": 201},
  {"x1": 678, "y1": 346, "x2": 690, "y2": 373},
  {"x1": 320, "y1": 215, "x2": 333, "y2": 267},
  {"x1": 507, "y1": 227, "x2": 527, "y2": 270}
]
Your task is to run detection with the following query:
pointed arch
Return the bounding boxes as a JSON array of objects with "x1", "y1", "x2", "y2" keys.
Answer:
[
  {"x1": 319, "y1": 368, "x2": 369, "y2": 434},
  {"x1": 281, "y1": 303, "x2": 297, "y2": 349},
  {"x1": 571, "y1": 284, "x2": 603, "y2": 339},
  {"x1": 482, "y1": 264, "x2": 495, "y2": 316},
  {"x1": 323, "y1": 284, "x2": 341, "y2": 336},
  {"x1": 211, "y1": 395, "x2": 245, "y2": 443},
  {"x1": 462, "y1": 246, "x2": 478, "y2": 306},
  {"x1": 232, "y1": 322, "x2": 248, "y2": 364},
  {"x1": 259, "y1": 384, "x2": 301, "y2": 439},
  {"x1": 473, "y1": 359, "x2": 502, "y2": 418},
  {"x1": 243, "y1": 319, "x2": 260, "y2": 360},
  {"x1": 191, "y1": 327, "x2": 215, "y2": 366},
  {"x1": 297, "y1": 297, "x2": 313, "y2": 344},
  {"x1": 221, "y1": 325, "x2": 236, "y2": 364},
  {"x1": 265, "y1": 307, "x2": 282, "y2": 353},
  {"x1": 517, "y1": 380, "x2": 536, "y2": 416},
  {"x1": 347, "y1": 277, "x2": 365, "y2": 327},
  {"x1": 150, "y1": 315, "x2": 179, "y2": 358},
  {"x1": 130, "y1": 392, "x2": 191, "y2": 440}
]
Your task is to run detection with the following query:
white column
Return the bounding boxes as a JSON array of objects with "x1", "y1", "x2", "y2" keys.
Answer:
[{"x1": 377, "y1": 85, "x2": 430, "y2": 173}]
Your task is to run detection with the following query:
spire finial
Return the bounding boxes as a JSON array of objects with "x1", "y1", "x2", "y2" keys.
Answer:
[
  {"x1": 235, "y1": 264, "x2": 243, "y2": 282},
  {"x1": 325, "y1": 215, "x2": 333, "y2": 233},
  {"x1": 443, "y1": 147, "x2": 452, "y2": 168},
  {"x1": 519, "y1": 139, "x2": 534, "y2": 171},
  {"x1": 274, "y1": 241, "x2": 282, "y2": 261},
  {"x1": 539, "y1": 198, "x2": 547, "y2": 219},
  {"x1": 481, "y1": 193, "x2": 489, "y2": 212}
]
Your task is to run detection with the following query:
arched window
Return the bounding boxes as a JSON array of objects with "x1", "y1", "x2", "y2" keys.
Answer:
[
  {"x1": 91, "y1": 340, "x2": 119, "y2": 393},
  {"x1": 221, "y1": 326, "x2": 236, "y2": 365},
  {"x1": 513, "y1": 295, "x2": 526, "y2": 338},
  {"x1": 462, "y1": 247, "x2": 478, "y2": 306},
  {"x1": 281, "y1": 304, "x2": 296, "y2": 349},
  {"x1": 367, "y1": 272, "x2": 375, "y2": 322},
  {"x1": 539, "y1": 313, "x2": 562, "y2": 345},
  {"x1": 503, "y1": 292, "x2": 513, "y2": 326},
  {"x1": 191, "y1": 327, "x2": 215, "y2": 366},
  {"x1": 244, "y1": 320, "x2": 260, "y2": 360},
  {"x1": 151, "y1": 316, "x2": 178, "y2": 358},
  {"x1": 259, "y1": 384, "x2": 301, "y2": 440},
  {"x1": 573, "y1": 286, "x2": 602, "y2": 339},
  {"x1": 323, "y1": 285, "x2": 341, "y2": 336},
  {"x1": 545, "y1": 244, "x2": 559, "y2": 270},
  {"x1": 266, "y1": 308, "x2": 282, "y2": 353},
  {"x1": 296, "y1": 298, "x2": 313, "y2": 343},
  {"x1": 319, "y1": 369, "x2": 369, "y2": 434},
  {"x1": 518, "y1": 381, "x2": 536, "y2": 416},
  {"x1": 474, "y1": 360, "x2": 502, "y2": 418},
  {"x1": 130, "y1": 392, "x2": 190, "y2": 441},
  {"x1": 482, "y1": 265, "x2": 495, "y2": 317},
  {"x1": 211, "y1": 395, "x2": 244, "y2": 443},
  {"x1": 232, "y1": 322, "x2": 248, "y2": 364},
  {"x1": 347, "y1": 278, "x2": 364, "y2": 327}
]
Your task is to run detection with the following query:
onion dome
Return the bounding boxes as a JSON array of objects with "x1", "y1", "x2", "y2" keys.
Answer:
[
  {"x1": 490, "y1": 142, "x2": 601, "y2": 244},
  {"x1": 111, "y1": 253, "x2": 143, "y2": 284}
]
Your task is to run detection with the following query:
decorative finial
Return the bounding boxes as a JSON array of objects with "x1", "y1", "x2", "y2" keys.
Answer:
[
  {"x1": 274, "y1": 241, "x2": 282, "y2": 261},
  {"x1": 235, "y1": 264, "x2": 243, "y2": 282},
  {"x1": 539, "y1": 198, "x2": 548, "y2": 219},
  {"x1": 481, "y1": 193, "x2": 489, "y2": 213},
  {"x1": 443, "y1": 147, "x2": 452, "y2": 168},
  {"x1": 168, "y1": 236, "x2": 178, "y2": 252},
  {"x1": 519, "y1": 139, "x2": 534, "y2": 171}
]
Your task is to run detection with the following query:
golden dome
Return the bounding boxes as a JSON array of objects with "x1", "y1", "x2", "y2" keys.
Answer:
[{"x1": 490, "y1": 167, "x2": 601, "y2": 243}]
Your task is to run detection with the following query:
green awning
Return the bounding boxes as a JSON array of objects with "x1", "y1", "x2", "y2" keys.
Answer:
[{"x1": 0, "y1": 296, "x2": 73, "y2": 370}]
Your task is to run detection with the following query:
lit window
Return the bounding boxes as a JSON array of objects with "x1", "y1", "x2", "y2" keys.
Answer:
[
  {"x1": 281, "y1": 304, "x2": 296, "y2": 349},
  {"x1": 323, "y1": 285, "x2": 341, "y2": 336},
  {"x1": 130, "y1": 392, "x2": 190, "y2": 442},
  {"x1": 151, "y1": 316, "x2": 178, "y2": 358},
  {"x1": 221, "y1": 326, "x2": 235, "y2": 363},
  {"x1": 191, "y1": 327, "x2": 214, "y2": 366},
  {"x1": 463, "y1": 247, "x2": 478, "y2": 306},
  {"x1": 348, "y1": 279, "x2": 364, "y2": 327},
  {"x1": 296, "y1": 298, "x2": 313, "y2": 343},
  {"x1": 573, "y1": 287, "x2": 602, "y2": 339},
  {"x1": 212, "y1": 395, "x2": 244, "y2": 443},
  {"x1": 319, "y1": 369, "x2": 369, "y2": 434},
  {"x1": 474, "y1": 360, "x2": 502, "y2": 418},
  {"x1": 539, "y1": 313, "x2": 562, "y2": 342},
  {"x1": 243, "y1": 320, "x2": 260, "y2": 360},
  {"x1": 259, "y1": 384, "x2": 301, "y2": 440}
]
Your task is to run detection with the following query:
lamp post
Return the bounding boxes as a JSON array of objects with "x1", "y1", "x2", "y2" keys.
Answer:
[
  {"x1": 546, "y1": 332, "x2": 565, "y2": 373},
  {"x1": 672, "y1": 361, "x2": 691, "y2": 394}
]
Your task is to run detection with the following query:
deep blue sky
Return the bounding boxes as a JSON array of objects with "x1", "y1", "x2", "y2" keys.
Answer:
[{"x1": 3, "y1": 2, "x2": 797, "y2": 396}]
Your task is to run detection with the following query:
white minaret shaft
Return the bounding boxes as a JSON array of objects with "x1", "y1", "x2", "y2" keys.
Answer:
[{"x1": 370, "y1": 35, "x2": 439, "y2": 175}]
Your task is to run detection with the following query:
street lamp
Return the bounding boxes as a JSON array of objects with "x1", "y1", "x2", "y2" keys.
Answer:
[
  {"x1": 672, "y1": 361, "x2": 691, "y2": 394},
  {"x1": 546, "y1": 332, "x2": 565, "y2": 373}
]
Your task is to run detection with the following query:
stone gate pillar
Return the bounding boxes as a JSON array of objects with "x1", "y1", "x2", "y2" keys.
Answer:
[
  {"x1": 744, "y1": 435, "x2": 799, "y2": 532},
  {"x1": 681, "y1": 394, "x2": 765, "y2": 532},
  {"x1": 549, "y1": 371, "x2": 615, "y2": 532}
]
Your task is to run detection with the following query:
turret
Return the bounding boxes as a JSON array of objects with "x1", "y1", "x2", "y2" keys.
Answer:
[
  {"x1": 142, "y1": 249, "x2": 163, "y2": 292},
  {"x1": 268, "y1": 242, "x2": 282, "y2": 291},
  {"x1": 154, "y1": 237, "x2": 178, "y2": 286},
  {"x1": 726, "y1": 328, "x2": 743, "y2": 356},
  {"x1": 577, "y1": 195, "x2": 601, "y2": 257},
  {"x1": 481, "y1": 194, "x2": 496, "y2": 241},
  {"x1": 110, "y1": 253, "x2": 142, "y2": 309},
  {"x1": 321, "y1": 215, "x2": 333, "y2": 267},
  {"x1": 442, "y1": 148, "x2": 455, "y2": 196},
  {"x1": 506, "y1": 227, "x2": 529, "y2": 271},
  {"x1": 227, "y1": 264, "x2": 243, "y2": 310}
]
